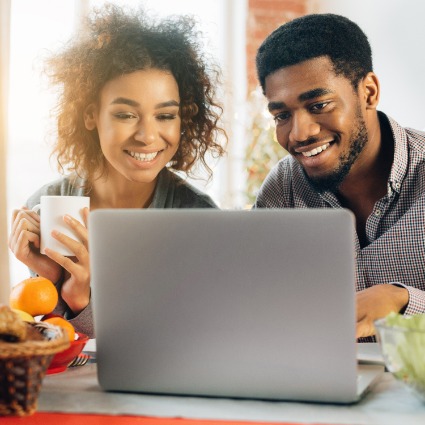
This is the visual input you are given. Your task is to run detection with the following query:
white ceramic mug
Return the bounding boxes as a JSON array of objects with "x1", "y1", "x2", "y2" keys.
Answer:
[{"x1": 32, "y1": 196, "x2": 90, "y2": 256}]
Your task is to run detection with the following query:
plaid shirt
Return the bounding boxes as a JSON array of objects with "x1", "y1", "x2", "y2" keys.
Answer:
[{"x1": 254, "y1": 112, "x2": 425, "y2": 316}]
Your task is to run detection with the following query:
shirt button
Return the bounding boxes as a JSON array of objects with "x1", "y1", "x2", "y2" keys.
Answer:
[
  {"x1": 394, "y1": 182, "x2": 401, "y2": 189},
  {"x1": 374, "y1": 209, "x2": 381, "y2": 217}
]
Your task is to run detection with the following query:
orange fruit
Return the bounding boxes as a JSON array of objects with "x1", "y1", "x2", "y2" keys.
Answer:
[
  {"x1": 9, "y1": 276, "x2": 58, "y2": 317},
  {"x1": 43, "y1": 316, "x2": 76, "y2": 342}
]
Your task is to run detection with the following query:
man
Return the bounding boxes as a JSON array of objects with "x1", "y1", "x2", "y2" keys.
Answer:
[{"x1": 254, "y1": 14, "x2": 425, "y2": 339}]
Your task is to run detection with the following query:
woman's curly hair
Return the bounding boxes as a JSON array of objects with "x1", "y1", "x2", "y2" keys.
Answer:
[{"x1": 45, "y1": 3, "x2": 226, "y2": 183}]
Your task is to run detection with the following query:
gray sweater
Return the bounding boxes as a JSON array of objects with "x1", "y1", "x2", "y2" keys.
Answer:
[{"x1": 25, "y1": 168, "x2": 218, "y2": 337}]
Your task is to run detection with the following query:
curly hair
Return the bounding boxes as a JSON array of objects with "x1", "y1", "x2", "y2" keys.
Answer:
[
  {"x1": 45, "y1": 3, "x2": 226, "y2": 183},
  {"x1": 256, "y1": 13, "x2": 373, "y2": 92}
]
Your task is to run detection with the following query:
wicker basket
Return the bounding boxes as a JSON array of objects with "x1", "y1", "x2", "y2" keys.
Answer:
[{"x1": 0, "y1": 323, "x2": 70, "y2": 417}]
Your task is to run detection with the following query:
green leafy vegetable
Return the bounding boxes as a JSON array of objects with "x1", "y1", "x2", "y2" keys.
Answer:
[{"x1": 378, "y1": 312, "x2": 425, "y2": 400}]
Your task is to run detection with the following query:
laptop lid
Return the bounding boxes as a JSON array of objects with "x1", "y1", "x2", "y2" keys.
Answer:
[{"x1": 89, "y1": 208, "x2": 372, "y2": 403}]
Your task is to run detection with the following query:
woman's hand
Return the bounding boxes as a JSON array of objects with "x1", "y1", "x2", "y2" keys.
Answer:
[
  {"x1": 9, "y1": 207, "x2": 63, "y2": 283},
  {"x1": 44, "y1": 207, "x2": 91, "y2": 315}
]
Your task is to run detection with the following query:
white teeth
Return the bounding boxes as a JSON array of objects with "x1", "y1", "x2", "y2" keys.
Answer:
[
  {"x1": 301, "y1": 142, "x2": 330, "y2": 157},
  {"x1": 128, "y1": 151, "x2": 158, "y2": 161}
]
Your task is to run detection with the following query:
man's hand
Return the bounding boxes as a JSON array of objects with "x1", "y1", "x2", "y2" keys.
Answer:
[{"x1": 356, "y1": 284, "x2": 409, "y2": 338}]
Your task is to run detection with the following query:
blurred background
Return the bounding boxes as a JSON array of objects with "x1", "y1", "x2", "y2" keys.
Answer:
[{"x1": 1, "y1": 0, "x2": 425, "y2": 295}]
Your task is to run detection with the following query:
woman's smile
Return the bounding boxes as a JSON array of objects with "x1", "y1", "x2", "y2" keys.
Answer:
[
  {"x1": 124, "y1": 148, "x2": 165, "y2": 169},
  {"x1": 126, "y1": 149, "x2": 163, "y2": 162}
]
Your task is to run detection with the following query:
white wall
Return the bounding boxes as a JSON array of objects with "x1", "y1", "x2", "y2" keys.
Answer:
[
  {"x1": 7, "y1": 0, "x2": 77, "y2": 286},
  {"x1": 315, "y1": 0, "x2": 425, "y2": 130}
]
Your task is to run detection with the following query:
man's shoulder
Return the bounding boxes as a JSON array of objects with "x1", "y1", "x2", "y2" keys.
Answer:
[
  {"x1": 386, "y1": 112, "x2": 425, "y2": 153},
  {"x1": 262, "y1": 154, "x2": 305, "y2": 188},
  {"x1": 254, "y1": 155, "x2": 310, "y2": 208},
  {"x1": 405, "y1": 126, "x2": 425, "y2": 152}
]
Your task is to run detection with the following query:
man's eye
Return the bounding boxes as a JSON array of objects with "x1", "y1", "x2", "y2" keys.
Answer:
[
  {"x1": 310, "y1": 102, "x2": 329, "y2": 112},
  {"x1": 274, "y1": 112, "x2": 290, "y2": 123}
]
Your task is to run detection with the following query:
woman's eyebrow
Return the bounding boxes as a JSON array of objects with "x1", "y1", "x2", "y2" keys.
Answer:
[
  {"x1": 111, "y1": 97, "x2": 140, "y2": 107},
  {"x1": 110, "y1": 98, "x2": 180, "y2": 109},
  {"x1": 155, "y1": 100, "x2": 180, "y2": 108}
]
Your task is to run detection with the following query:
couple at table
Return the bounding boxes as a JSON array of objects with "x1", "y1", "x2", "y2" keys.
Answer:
[{"x1": 8, "y1": 5, "x2": 425, "y2": 341}]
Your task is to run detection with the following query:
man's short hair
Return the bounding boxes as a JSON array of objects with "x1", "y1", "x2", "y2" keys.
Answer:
[{"x1": 256, "y1": 13, "x2": 373, "y2": 91}]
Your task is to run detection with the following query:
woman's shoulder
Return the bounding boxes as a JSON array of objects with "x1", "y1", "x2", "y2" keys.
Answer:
[
  {"x1": 25, "y1": 174, "x2": 86, "y2": 209},
  {"x1": 159, "y1": 169, "x2": 218, "y2": 209}
]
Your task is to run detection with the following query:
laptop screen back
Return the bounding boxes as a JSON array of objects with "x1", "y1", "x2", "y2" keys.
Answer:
[{"x1": 89, "y1": 209, "x2": 358, "y2": 403}]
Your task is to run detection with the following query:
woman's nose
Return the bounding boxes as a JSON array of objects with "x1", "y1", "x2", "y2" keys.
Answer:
[
  {"x1": 134, "y1": 120, "x2": 156, "y2": 144},
  {"x1": 288, "y1": 112, "x2": 320, "y2": 143}
]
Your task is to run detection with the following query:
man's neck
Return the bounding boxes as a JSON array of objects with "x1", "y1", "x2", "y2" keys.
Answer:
[{"x1": 337, "y1": 113, "x2": 394, "y2": 246}]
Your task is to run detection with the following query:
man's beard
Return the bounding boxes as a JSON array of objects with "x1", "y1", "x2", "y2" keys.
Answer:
[{"x1": 303, "y1": 110, "x2": 368, "y2": 194}]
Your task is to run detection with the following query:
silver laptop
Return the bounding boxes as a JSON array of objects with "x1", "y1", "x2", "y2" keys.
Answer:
[{"x1": 89, "y1": 209, "x2": 383, "y2": 404}]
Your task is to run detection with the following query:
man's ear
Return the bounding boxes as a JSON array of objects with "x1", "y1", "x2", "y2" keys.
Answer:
[
  {"x1": 84, "y1": 104, "x2": 97, "y2": 130},
  {"x1": 361, "y1": 72, "x2": 380, "y2": 109}
]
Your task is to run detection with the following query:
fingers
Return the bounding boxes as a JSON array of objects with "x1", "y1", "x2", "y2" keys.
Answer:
[
  {"x1": 45, "y1": 246, "x2": 89, "y2": 278},
  {"x1": 49, "y1": 229, "x2": 88, "y2": 260},
  {"x1": 64, "y1": 214, "x2": 89, "y2": 249},
  {"x1": 356, "y1": 304, "x2": 372, "y2": 339},
  {"x1": 9, "y1": 208, "x2": 62, "y2": 282},
  {"x1": 39, "y1": 213, "x2": 89, "y2": 265},
  {"x1": 10, "y1": 226, "x2": 39, "y2": 260},
  {"x1": 11, "y1": 208, "x2": 40, "y2": 234},
  {"x1": 82, "y1": 207, "x2": 90, "y2": 228},
  {"x1": 44, "y1": 234, "x2": 91, "y2": 315},
  {"x1": 356, "y1": 285, "x2": 409, "y2": 340},
  {"x1": 9, "y1": 208, "x2": 42, "y2": 257},
  {"x1": 356, "y1": 318, "x2": 376, "y2": 339},
  {"x1": 11, "y1": 206, "x2": 29, "y2": 221},
  {"x1": 48, "y1": 211, "x2": 89, "y2": 261}
]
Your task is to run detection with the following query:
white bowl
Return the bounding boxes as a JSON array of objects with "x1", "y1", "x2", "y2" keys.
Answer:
[{"x1": 375, "y1": 314, "x2": 425, "y2": 401}]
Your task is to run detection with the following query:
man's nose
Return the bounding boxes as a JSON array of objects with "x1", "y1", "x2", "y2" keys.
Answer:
[
  {"x1": 288, "y1": 112, "x2": 320, "y2": 144},
  {"x1": 134, "y1": 120, "x2": 156, "y2": 144}
]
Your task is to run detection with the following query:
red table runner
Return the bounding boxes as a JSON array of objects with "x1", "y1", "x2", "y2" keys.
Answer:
[{"x1": 1, "y1": 412, "x2": 338, "y2": 425}]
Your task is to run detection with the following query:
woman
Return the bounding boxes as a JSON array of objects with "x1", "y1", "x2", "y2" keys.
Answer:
[{"x1": 8, "y1": 4, "x2": 226, "y2": 337}]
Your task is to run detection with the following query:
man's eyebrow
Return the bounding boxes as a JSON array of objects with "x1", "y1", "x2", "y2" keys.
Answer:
[
  {"x1": 268, "y1": 101, "x2": 286, "y2": 112},
  {"x1": 110, "y1": 98, "x2": 180, "y2": 108},
  {"x1": 268, "y1": 88, "x2": 334, "y2": 112},
  {"x1": 298, "y1": 88, "x2": 333, "y2": 102}
]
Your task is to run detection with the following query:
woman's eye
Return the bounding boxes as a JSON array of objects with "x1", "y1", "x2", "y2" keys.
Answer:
[
  {"x1": 115, "y1": 113, "x2": 137, "y2": 120},
  {"x1": 157, "y1": 114, "x2": 177, "y2": 121}
]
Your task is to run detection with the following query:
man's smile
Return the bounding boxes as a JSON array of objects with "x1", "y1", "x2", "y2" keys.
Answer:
[
  {"x1": 293, "y1": 139, "x2": 334, "y2": 157},
  {"x1": 296, "y1": 142, "x2": 331, "y2": 157}
]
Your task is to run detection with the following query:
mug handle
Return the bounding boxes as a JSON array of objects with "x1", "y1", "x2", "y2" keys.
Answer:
[{"x1": 32, "y1": 204, "x2": 41, "y2": 214}]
